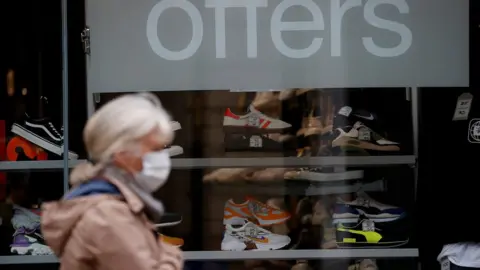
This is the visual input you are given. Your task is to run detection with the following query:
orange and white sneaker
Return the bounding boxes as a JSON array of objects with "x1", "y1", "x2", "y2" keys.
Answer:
[
  {"x1": 223, "y1": 197, "x2": 291, "y2": 226},
  {"x1": 159, "y1": 234, "x2": 184, "y2": 247}
]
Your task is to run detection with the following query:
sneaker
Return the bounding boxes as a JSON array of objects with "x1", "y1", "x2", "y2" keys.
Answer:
[
  {"x1": 154, "y1": 212, "x2": 182, "y2": 228},
  {"x1": 336, "y1": 216, "x2": 409, "y2": 248},
  {"x1": 170, "y1": 121, "x2": 181, "y2": 131},
  {"x1": 223, "y1": 197, "x2": 290, "y2": 226},
  {"x1": 11, "y1": 205, "x2": 41, "y2": 231},
  {"x1": 223, "y1": 105, "x2": 292, "y2": 133},
  {"x1": 159, "y1": 234, "x2": 184, "y2": 247},
  {"x1": 331, "y1": 106, "x2": 400, "y2": 155},
  {"x1": 10, "y1": 227, "x2": 53, "y2": 255},
  {"x1": 221, "y1": 221, "x2": 291, "y2": 251},
  {"x1": 333, "y1": 192, "x2": 404, "y2": 224},
  {"x1": 167, "y1": 145, "x2": 183, "y2": 157},
  {"x1": 11, "y1": 115, "x2": 78, "y2": 159}
]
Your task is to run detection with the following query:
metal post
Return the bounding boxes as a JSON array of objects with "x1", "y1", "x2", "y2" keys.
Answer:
[
  {"x1": 411, "y1": 87, "x2": 419, "y2": 200},
  {"x1": 61, "y1": 0, "x2": 69, "y2": 193}
]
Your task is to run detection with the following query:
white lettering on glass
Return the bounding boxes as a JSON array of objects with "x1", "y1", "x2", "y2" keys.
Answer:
[
  {"x1": 330, "y1": 0, "x2": 362, "y2": 57},
  {"x1": 205, "y1": 0, "x2": 268, "y2": 58},
  {"x1": 146, "y1": 0, "x2": 203, "y2": 61},
  {"x1": 271, "y1": 0, "x2": 325, "y2": 59},
  {"x1": 146, "y1": 0, "x2": 413, "y2": 60},
  {"x1": 363, "y1": 0, "x2": 413, "y2": 57}
]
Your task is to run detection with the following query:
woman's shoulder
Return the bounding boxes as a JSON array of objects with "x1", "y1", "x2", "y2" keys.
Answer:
[{"x1": 82, "y1": 196, "x2": 136, "y2": 225}]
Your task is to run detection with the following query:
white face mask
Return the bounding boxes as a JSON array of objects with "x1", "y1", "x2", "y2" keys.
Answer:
[{"x1": 134, "y1": 150, "x2": 171, "y2": 193}]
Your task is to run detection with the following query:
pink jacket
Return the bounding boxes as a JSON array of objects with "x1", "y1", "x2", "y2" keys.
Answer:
[{"x1": 41, "y1": 176, "x2": 183, "y2": 270}]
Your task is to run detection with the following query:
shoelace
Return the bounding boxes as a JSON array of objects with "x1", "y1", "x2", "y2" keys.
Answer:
[
  {"x1": 48, "y1": 122, "x2": 62, "y2": 138},
  {"x1": 356, "y1": 196, "x2": 370, "y2": 207},
  {"x1": 249, "y1": 201, "x2": 269, "y2": 214}
]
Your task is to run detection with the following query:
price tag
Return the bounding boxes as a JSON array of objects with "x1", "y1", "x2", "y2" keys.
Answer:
[
  {"x1": 358, "y1": 128, "x2": 371, "y2": 141},
  {"x1": 247, "y1": 115, "x2": 260, "y2": 127},
  {"x1": 453, "y1": 93, "x2": 473, "y2": 121},
  {"x1": 362, "y1": 220, "x2": 375, "y2": 231},
  {"x1": 249, "y1": 135, "x2": 263, "y2": 148},
  {"x1": 468, "y1": 119, "x2": 480, "y2": 143}
]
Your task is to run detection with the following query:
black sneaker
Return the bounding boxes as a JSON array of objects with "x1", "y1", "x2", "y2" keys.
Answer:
[
  {"x1": 154, "y1": 213, "x2": 182, "y2": 228},
  {"x1": 331, "y1": 106, "x2": 400, "y2": 155},
  {"x1": 11, "y1": 114, "x2": 78, "y2": 159}
]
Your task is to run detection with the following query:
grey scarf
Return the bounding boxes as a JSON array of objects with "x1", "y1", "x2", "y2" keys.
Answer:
[{"x1": 102, "y1": 167, "x2": 165, "y2": 222}]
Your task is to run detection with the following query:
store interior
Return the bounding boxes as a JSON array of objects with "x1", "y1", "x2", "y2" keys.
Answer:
[{"x1": 0, "y1": 0, "x2": 475, "y2": 270}]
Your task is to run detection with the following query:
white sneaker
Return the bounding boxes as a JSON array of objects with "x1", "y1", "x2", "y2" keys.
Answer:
[
  {"x1": 223, "y1": 105, "x2": 291, "y2": 133},
  {"x1": 170, "y1": 121, "x2": 181, "y2": 131},
  {"x1": 221, "y1": 221, "x2": 290, "y2": 251},
  {"x1": 167, "y1": 145, "x2": 183, "y2": 157}
]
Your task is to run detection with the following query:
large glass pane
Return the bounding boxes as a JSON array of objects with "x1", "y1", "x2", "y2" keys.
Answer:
[{"x1": 89, "y1": 89, "x2": 417, "y2": 268}]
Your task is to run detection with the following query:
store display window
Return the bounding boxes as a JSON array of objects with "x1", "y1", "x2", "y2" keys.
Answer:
[{"x1": 0, "y1": 0, "x2": 471, "y2": 269}]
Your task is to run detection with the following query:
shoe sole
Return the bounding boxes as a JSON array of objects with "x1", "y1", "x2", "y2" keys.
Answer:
[
  {"x1": 332, "y1": 213, "x2": 402, "y2": 224},
  {"x1": 223, "y1": 125, "x2": 290, "y2": 134},
  {"x1": 154, "y1": 219, "x2": 182, "y2": 228},
  {"x1": 256, "y1": 216, "x2": 291, "y2": 226},
  {"x1": 11, "y1": 124, "x2": 78, "y2": 159},
  {"x1": 332, "y1": 137, "x2": 400, "y2": 152},
  {"x1": 336, "y1": 238, "x2": 408, "y2": 248},
  {"x1": 11, "y1": 246, "x2": 53, "y2": 255},
  {"x1": 221, "y1": 239, "x2": 290, "y2": 251}
]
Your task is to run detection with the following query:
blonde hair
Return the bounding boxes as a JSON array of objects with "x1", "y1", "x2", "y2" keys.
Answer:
[{"x1": 70, "y1": 93, "x2": 173, "y2": 185}]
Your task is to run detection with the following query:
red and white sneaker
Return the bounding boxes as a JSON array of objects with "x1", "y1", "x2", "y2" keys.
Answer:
[{"x1": 223, "y1": 105, "x2": 291, "y2": 133}]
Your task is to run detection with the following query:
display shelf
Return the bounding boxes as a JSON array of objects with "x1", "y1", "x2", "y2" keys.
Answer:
[
  {"x1": 171, "y1": 156, "x2": 416, "y2": 169},
  {"x1": 0, "y1": 161, "x2": 65, "y2": 171},
  {"x1": 0, "y1": 255, "x2": 58, "y2": 264},
  {"x1": 0, "y1": 156, "x2": 416, "y2": 171},
  {"x1": 0, "y1": 249, "x2": 419, "y2": 264},
  {"x1": 183, "y1": 249, "x2": 419, "y2": 261}
]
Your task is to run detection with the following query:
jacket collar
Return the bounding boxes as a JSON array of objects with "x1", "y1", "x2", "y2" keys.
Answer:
[{"x1": 102, "y1": 174, "x2": 144, "y2": 214}]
